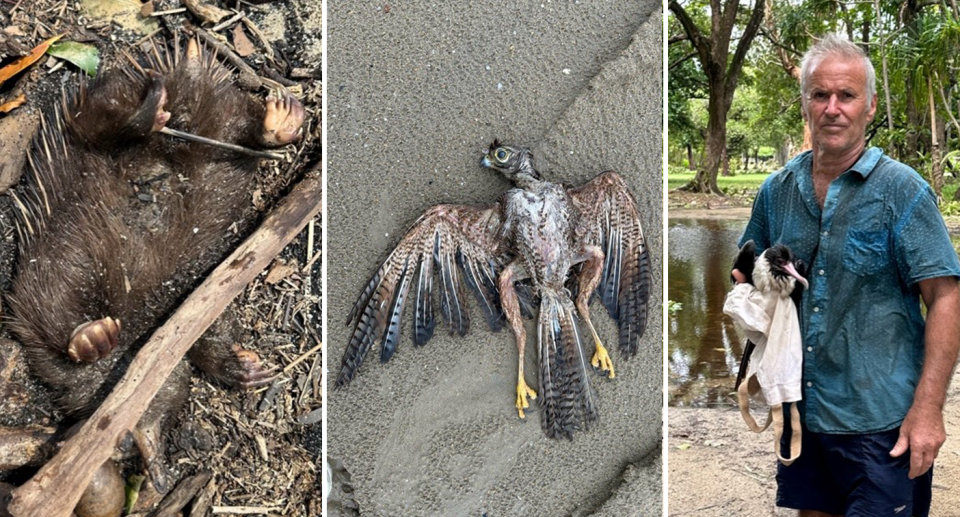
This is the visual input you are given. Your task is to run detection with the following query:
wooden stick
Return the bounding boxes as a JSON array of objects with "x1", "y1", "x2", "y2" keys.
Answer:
[
  {"x1": 150, "y1": 471, "x2": 213, "y2": 517},
  {"x1": 7, "y1": 174, "x2": 322, "y2": 517},
  {"x1": 211, "y1": 507, "x2": 281, "y2": 515}
]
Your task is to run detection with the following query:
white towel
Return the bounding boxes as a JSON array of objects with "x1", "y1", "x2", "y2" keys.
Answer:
[{"x1": 723, "y1": 283, "x2": 803, "y2": 405}]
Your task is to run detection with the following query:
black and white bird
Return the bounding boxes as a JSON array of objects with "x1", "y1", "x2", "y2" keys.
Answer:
[
  {"x1": 336, "y1": 140, "x2": 652, "y2": 439},
  {"x1": 731, "y1": 240, "x2": 808, "y2": 390}
]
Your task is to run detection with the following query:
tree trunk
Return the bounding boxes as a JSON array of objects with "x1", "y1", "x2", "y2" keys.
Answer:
[
  {"x1": 686, "y1": 143, "x2": 695, "y2": 170},
  {"x1": 930, "y1": 77, "x2": 944, "y2": 199},
  {"x1": 669, "y1": 0, "x2": 765, "y2": 195}
]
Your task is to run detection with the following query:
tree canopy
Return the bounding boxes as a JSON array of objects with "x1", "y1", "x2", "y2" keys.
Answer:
[{"x1": 669, "y1": 0, "x2": 960, "y2": 200}]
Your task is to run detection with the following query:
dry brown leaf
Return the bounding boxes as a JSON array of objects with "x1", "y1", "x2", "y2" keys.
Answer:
[
  {"x1": 265, "y1": 262, "x2": 297, "y2": 285},
  {"x1": 0, "y1": 35, "x2": 63, "y2": 89},
  {"x1": 232, "y1": 24, "x2": 256, "y2": 57},
  {"x1": 0, "y1": 94, "x2": 26, "y2": 114}
]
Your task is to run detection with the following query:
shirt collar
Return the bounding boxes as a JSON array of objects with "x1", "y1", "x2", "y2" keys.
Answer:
[
  {"x1": 848, "y1": 147, "x2": 883, "y2": 178},
  {"x1": 784, "y1": 146, "x2": 883, "y2": 178}
]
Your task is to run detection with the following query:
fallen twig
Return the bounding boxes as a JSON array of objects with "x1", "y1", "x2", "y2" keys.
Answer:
[
  {"x1": 192, "y1": 26, "x2": 262, "y2": 89},
  {"x1": 150, "y1": 471, "x2": 213, "y2": 517},
  {"x1": 211, "y1": 506, "x2": 281, "y2": 515},
  {"x1": 282, "y1": 340, "x2": 323, "y2": 375}
]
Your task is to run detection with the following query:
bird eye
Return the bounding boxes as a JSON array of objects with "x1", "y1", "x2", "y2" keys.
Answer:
[{"x1": 496, "y1": 149, "x2": 509, "y2": 161}]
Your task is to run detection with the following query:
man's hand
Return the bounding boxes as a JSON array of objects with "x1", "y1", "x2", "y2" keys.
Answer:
[
  {"x1": 732, "y1": 269, "x2": 746, "y2": 284},
  {"x1": 891, "y1": 276, "x2": 960, "y2": 478},
  {"x1": 890, "y1": 401, "x2": 946, "y2": 478}
]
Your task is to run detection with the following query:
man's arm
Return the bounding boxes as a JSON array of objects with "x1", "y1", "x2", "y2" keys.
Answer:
[{"x1": 890, "y1": 276, "x2": 960, "y2": 478}]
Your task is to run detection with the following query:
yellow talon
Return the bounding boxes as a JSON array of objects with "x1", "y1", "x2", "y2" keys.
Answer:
[
  {"x1": 592, "y1": 341, "x2": 616, "y2": 379},
  {"x1": 515, "y1": 378, "x2": 538, "y2": 419}
]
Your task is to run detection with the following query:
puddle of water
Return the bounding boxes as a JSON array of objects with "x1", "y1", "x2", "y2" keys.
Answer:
[{"x1": 668, "y1": 218, "x2": 747, "y2": 408}]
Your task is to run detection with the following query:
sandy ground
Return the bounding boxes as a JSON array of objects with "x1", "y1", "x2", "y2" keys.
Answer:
[
  {"x1": 668, "y1": 370, "x2": 960, "y2": 516},
  {"x1": 326, "y1": 3, "x2": 663, "y2": 516}
]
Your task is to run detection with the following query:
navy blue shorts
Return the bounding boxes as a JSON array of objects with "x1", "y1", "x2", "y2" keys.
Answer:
[{"x1": 775, "y1": 417, "x2": 933, "y2": 517}]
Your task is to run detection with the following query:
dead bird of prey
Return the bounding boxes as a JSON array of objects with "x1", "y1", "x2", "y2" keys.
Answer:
[{"x1": 336, "y1": 140, "x2": 652, "y2": 439}]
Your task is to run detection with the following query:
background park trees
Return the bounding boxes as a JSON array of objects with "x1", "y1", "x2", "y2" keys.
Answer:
[{"x1": 669, "y1": 0, "x2": 960, "y2": 201}]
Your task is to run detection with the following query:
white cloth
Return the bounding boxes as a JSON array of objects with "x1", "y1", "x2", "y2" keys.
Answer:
[
  {"x1": 723, "y1": 283, "x2": 803, "y2": 405},
  {"x1": 723, "y1": 282, "x2": 804, "y2": 465}
]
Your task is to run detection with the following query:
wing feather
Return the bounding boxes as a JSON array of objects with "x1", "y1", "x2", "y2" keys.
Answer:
[
  {"x1": 568, "y1": 171, "x2": 652, "y2": 357},
  {"x1": 337, "y1": 204, "x2": 506, "y2": 386}
]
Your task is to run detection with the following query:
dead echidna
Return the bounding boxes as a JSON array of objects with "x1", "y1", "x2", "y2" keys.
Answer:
[{"x1": 4, "y1": 35, "x2": 304, "y2": 499}]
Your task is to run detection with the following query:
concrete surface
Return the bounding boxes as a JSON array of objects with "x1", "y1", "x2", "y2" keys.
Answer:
[{"x1": 327, "y1": 3, "x2": 663, "y2": 515}]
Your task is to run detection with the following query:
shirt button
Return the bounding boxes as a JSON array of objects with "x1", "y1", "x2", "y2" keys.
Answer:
[
  {"x1": 821, "y1": 231, "x2": 829, "y2": 236},
  {"x1": 807, "y1": 381, "x2": 813, "y2": 387},
  {"x1": 807, "y1": 346, "x2": 813, "y2": 352},
  {"x1": 813, "y1": 307, "x2": 820, "y2": 312},
  {"x1": 818, "y1": 269, "x2": 825, "y2": 276}
]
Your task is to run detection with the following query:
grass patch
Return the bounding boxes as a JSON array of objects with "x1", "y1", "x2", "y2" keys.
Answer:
[{"x1": 668, "y1": 172, "x2": 772, "y2": 191}]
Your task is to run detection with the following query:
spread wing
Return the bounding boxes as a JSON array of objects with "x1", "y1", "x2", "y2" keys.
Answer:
[
  {"x1": 336, "y1": 204, "x2": 508, "y2": 386},
  {"x1": 568, "y1": 171, "x2": 652, "y2": 357}
]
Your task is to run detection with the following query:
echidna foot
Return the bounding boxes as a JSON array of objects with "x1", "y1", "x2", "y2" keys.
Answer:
[
  {"x1": 262, "y1": 91, "x2": 305, "y2": 146},
  {"x1": 67, "y1": 317, "x2": 121, "y2": 363}
]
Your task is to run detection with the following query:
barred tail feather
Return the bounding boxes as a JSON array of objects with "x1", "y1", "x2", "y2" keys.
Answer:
[
  {"x1": 381, "y1": 258, "x2": 413, "y2": 362},
  {"x1": 336, "y1": 278, "x2": 393, "y2": 386},
  {"x1": 617, "y1": 226, "x2": 651, "y2": 356},
  {"x1": 537, "y1": 293, "x2": 598, "y2": 439}
]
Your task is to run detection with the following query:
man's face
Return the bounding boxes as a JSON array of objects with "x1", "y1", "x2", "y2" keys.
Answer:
[{"x1": 803, "y1": 56, "x2": 877, "y2": 158}]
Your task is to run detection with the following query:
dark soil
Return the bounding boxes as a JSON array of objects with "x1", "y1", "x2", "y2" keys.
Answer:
[{"x1": 0, "y1": 0, "x2": 321, "y2": 515}]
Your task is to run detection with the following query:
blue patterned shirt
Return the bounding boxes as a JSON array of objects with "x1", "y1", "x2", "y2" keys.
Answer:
[{"x1": 740, "y1": 147, "x2": 960, "y2": 433}]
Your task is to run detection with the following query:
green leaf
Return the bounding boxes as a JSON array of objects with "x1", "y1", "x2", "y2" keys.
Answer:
[
  {"x1": 47, "y1": 41, "x2": 99, "y2": 77},
  {"x1": 676, "y1": 443, "x2": 692, "y2": 450}
]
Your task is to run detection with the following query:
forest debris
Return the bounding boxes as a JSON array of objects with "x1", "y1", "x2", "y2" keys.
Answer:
[
  {"x1": 46, "y1": 41, "x2": 99, "y2": 76},
  {"x1": 0, "y1": 108, "x2": 40, "y2": 193},
  {"x1": 191, "y1": 27, "x2": 261, "y2": 90},
  {"x1": 0, "y1": 34, "x2": 62, "y2": 88},
  {"x1": 294, "y1": 409, "x2": 320, "y2": 426},
  {"x1": 149, "y1": 8, "x2": 186, "y2": 17},
  {"x1": 0, "y1": 426, "x2": 58, "y2": 470},
  {"x1": 189, "y1": 476, "x2": 217, "y2": 517},
  {"x1": 240, "y1": 17, "x2": 275, "y2": 64},
  {"x1": 149, "y1": 471, "x2": 212, "y2": 517},
  {"x1": 254, "y1": 434, "x2": 268, "y2": 461},
  {"x1": 281, "y1": 341, "x2": 322, "y2": 375},
  {"x1": 0, "y1": 94, "x2": 27, "y2": 114},
  {"x1": 231, "y1": 24, "x2": 255, "y2": 57},
  {"x1": 212, "y1": 12, "x2": 244, "y2": 32},
  {"x1": 182, "y1": 0, "x2": 231, "y2": 25},
  {"x1": 80, "y1": 0, "x2": 158, "y2": 33},
  {"x1": 210, "y1": 506, "x2": 280, "y2": 515},
  {"x1": 264, "y1": 261, "x2": 297, "y2": 285}
]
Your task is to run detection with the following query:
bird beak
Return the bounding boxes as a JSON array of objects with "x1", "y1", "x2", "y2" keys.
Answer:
[
  {"x1": 783, "y1": 262, "x2": 809, "y2": 289},
  {"x1": 480, "y1": 156, "x2": 493, "y2": 168}
]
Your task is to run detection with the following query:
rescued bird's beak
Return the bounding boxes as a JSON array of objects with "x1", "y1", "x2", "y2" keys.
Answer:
[
  {"x1": 783, "y1": 262, "x2": 809, "y2": 289},
  {"x1": 480, "y1": 155, "x2": 493, "y2": 168}
]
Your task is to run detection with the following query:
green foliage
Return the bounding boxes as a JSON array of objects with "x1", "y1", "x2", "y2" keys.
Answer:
[
  {"x1": 667, "y1": 300, "x2": 683, "y2": 314},
  {"x1": 47, "y1": 41, "x2": 99, "y2": 77},
  {"x1": 670, "y1": 0, "x2": 960, "y2": 198}
]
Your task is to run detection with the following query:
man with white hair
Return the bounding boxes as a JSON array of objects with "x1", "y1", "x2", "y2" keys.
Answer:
[{"x1": 737, "y1": 33, "x2": 960, "y2": 516}]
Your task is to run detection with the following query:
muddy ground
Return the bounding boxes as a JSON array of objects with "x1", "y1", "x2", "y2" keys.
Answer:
[{"x1": 0, "y1": 0, "x2": 321, "y2": 515}]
